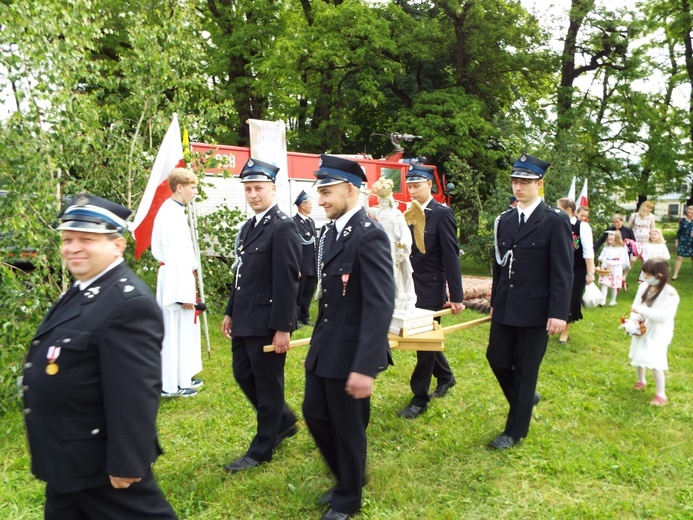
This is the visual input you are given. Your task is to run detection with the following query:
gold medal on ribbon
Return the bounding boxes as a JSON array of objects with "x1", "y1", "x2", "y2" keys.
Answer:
[{"x1": 46, "y1": 363, "x2": 59, "y2": 375}]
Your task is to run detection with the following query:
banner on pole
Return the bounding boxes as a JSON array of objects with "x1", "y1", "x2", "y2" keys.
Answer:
[{"x1": 247, "y1": 119, "x2": 290, "y2": 213}]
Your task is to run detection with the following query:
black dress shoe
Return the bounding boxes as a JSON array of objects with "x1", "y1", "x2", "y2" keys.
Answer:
[
  {"x1": 317, "y1": 486, "x2": 335, "y2": 506},
  {"x1": 397, "y1": 403, "x2": 427, "y2": 419},
  {"x1": 430, "y1": 377, "x2": 457, "y2": 398},
  {"x1": 223, "y1": 455, "x2": 262, "y2": 473},
  {"x1": 533, "y1": 392, "x2": 541, "y2": 406},
  {"x1": 488, "y1": 434, "x2": 522, "y2": 450},
  {"x1": 321, "y1": 508, "x2": 350, "y2": 520},
  {"x1": 274, "y1": 423, "x2": 298, "y2": 448},
  {"x1": 301, "y1": 318, "x2": 314, "y2": 326}
]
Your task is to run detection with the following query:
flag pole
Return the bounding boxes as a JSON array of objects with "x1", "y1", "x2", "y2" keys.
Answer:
[
  {"x1": 182, "y1": 126, "x2": 212, "y2": 357},
  {"x1": 188, "y1": 201, "x2": 212, "y2": 357}
]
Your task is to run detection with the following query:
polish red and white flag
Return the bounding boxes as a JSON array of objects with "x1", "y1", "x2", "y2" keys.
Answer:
[
  {"x1": 132, "y1": 114, "x2": 185, "y2": 258},
  {"x1": 576, "y1": 179, "x2": 588, "y2": 209}
]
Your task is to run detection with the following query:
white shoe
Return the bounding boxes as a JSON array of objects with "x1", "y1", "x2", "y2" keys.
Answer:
[
  {"x1": 189, "y1": 378, "x2": 204, "y2": 389},
  {"x1": 161, "y1": 387, "x2": 198, "y2": 398},
  {"x1": 609, "y1": 301, "x2": 617, "y2": 306}
]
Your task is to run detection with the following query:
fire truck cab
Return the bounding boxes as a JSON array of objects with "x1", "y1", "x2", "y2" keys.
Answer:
[{"x1": 191, "y1": 142, "x2": 451, "y2": 226}]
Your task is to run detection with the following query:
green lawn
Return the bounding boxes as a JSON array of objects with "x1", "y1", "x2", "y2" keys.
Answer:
[{"x1": 1, "y1": 258, "x2": 692, "y2": 519}]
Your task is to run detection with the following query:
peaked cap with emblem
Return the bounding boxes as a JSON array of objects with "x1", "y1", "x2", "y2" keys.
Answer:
[
  {"x1": 240, "y1": 158, "x2": 279, "y2": 183},
  {"x1": 314, "y1": 155, "x2": 367, "y2": 188},
  {"x1": 511, "y1": 153, "x2": 551, "y2": 180},
  {"x1": 405, "y1": 163, "x2": 435, "y2": 184},
  {"x1": 294, "y1": 190, "x2": 310, "y2": 206},
  {"x1": 56, "y1": 193, "x2": 131, "y2": 234}
]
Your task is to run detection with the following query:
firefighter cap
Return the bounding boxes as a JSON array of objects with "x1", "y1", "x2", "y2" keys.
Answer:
[
  {"x1": 510, "y1": 154, "x2": 551, "y2": 180},
  {"x1": 294, "y1": 190, "x2": 310, "y2": 206},
  {"x1": 405, "y1": 163, "x2": 435, "y2": 184},
  {"x1": 240, "y1": 158, "x2": 279, "y2": 183},
  {"x1": 314, "y1": 155, "x2": 367, "y2": 188},
  {"x1": 56, "y1": 194, "x2": 131, "y2": 234}
]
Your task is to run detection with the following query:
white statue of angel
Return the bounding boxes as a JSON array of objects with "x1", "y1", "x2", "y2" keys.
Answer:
[{"x1": 368, "y1": 178, "x2": 416, "y2": 313}]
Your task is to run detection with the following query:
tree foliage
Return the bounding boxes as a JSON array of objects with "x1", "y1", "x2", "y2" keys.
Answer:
[{"x1": 2, "y1": 0, "x2": 692, "y2": 412}]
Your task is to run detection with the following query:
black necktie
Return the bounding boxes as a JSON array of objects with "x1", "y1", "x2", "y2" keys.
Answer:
[{"x1": 519, "y1": 213, "x2": 525, "y2": 229}]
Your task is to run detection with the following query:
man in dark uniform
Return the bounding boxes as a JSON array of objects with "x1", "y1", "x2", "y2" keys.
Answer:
[
  {"x1": 397, "y1": 164, "x2": 465, "y2": 419},
  {"x1": 486, "y1": 154, "x2": 573, "y2": 450},
  {"x1": 303, "y1": 155, "x2": 395, "y2": 520},
  {"x1": 293, "y1": 190, "x2": 317, "y2": 327},
  {"x1": 21, "y1": 194, "x2": 177, "y2": 519},
  {"x1": 221, "y1": 158, "x2": 301, "y2": 473}
]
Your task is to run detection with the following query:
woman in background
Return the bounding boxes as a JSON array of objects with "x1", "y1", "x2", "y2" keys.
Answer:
[
  {"x1": 672, "y1": 205, "x2": 693, "y2": 280},
  {"x1": 557, "y1": 198, "x2": 595, "y2": 344}
]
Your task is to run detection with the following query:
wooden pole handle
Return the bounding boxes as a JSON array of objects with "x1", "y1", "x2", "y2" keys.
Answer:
[{"x1": 263, "y1": 337, "x2": 311, "y2": 353}]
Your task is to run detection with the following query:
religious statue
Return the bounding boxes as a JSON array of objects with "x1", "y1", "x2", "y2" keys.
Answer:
[{"x1": 368, "y1": 178, "x2": 417, "y2": 313}]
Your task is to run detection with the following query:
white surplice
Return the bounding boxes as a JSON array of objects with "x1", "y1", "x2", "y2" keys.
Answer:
[{"x1": 152, "y1": 198, "x2": 202, "y2": 393}]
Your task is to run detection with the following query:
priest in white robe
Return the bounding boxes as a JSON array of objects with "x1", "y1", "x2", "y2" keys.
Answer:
[{"x1": 152, "y1": 168, "x2": 203, "y2": 396}]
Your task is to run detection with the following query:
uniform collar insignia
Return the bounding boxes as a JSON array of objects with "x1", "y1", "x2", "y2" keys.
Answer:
[{"x1": 84, "y1": 286, "x2": 101, "y2": 299}]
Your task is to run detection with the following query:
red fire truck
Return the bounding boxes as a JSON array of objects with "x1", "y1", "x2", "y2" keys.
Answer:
[{"x1": 191, "y1": 134, "x2": 452, "y2": 225}]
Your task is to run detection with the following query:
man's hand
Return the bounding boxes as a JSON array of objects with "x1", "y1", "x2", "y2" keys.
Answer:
[
  {"x1": 546, "y1": 318, "x2": 567, "y2": 335},
  {"x1": 109, "y1": 476, "x2": 142, "y2": 489},
  {"x1": 221, "y1": 315, "x2": 232, "y2": 339},
  {"x1": 449, "y1": 301, "x2": 465, "y2": 315},
  {"x1": 345, "y1": 372, "x2": 374, "y2": 399},
  {"x1": 272, "y1": 330, "x2": 291, "y2": 354},
  {"x1": 182, "y1": 303, "x2": 195, "y2": 310}
]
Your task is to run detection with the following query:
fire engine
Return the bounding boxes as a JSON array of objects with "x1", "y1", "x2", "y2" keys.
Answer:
[{"x1": 191, "y1": 133, "x2": 453, "y2": 227}]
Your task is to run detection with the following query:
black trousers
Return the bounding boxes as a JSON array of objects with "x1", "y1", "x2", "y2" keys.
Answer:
[
  {"x1": 231, "y1": 335, "x2": 297, "y2": 462},
  {"x1": 486, "y1": 322, "x2": 548, "y2": 439},
  {"x1": 303, "y1": 370, "x2": 369, "y2": 515},
  {"x1": 409, "y1": 312, "x2": 454, "y2": 407},
  {"x1": 297, "y1": 274, "x2": 316, "y2": 322},
  {"x1": 44, "y1": 470, "x2": 177, "y2": 520}
]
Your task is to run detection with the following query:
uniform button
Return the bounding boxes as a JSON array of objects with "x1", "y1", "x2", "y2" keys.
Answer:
[
  {"x1": 323, "y1": 318, "x2": 328, "y2": 323},
  {"x1": 324, "y1": 304, "x2": 328, "y2": 308},
  {"x1": 322, "y1": 273, "x2": 326, "y2": 278},
  {"x1": 23, "y1": 408, "x2": 31, "y2": 415},
  {"x1": 509, "y1": 284, "x2": 514, "y2": 288},
  {"x1": 24, "y1": 362, "x2": 33, "y2": 369},
  {"x1": 62, "y1": 338, "x2": 71, "y2": 344},
  {"x1": 91, "y1": 428, "x2": 100, "y2": 435},
  {"x1": 513, "y1": 245, "x2": 517, "y2": 249},
  {"x1": 32, "y1": 340, "x2": 39, "y2": 346},
  {"x1": 237, "y1": 273, "x2": 241, "y2": 278}
]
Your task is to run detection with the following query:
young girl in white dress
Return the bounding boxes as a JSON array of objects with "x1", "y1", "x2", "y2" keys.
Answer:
[
  {"x1": 598, "y1": 230, "x2": 630, "y2": 306},
  {"x1": 638, "y1": 229, "x2": 670, "y2": 281},
  {"x1": 628, "y1": 259, "x2": 680, "y2": 406}
]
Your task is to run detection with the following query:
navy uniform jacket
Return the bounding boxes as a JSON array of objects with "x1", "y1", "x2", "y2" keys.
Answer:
[
  {"x1": 22, "y1": 262, "x2": 164, "y2": 494},
  {"x1": 410, "y1": 201, "x2": 464, "y2": 308},
  {"x1": 491, "y1": 202, "x2": 574, "y2": 326},
  {"x1": 226, "y1": 205, "x2": 301, "y2": 336},
  {"x1": 306, "y1": 208, "x2": 395, "y2": 378},
  {"x1": 293, "y1": 213, "x2": 317, "y2": 277}
]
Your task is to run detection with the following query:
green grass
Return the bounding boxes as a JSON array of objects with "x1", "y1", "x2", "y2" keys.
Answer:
[{"x1": 2, "y1": 257, "x2": 692, "y2": 519}]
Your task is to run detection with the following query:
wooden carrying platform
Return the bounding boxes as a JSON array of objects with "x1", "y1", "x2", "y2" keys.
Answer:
[{"x1": 263, "y1": 310, "x2": 491, "y2": 352}]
